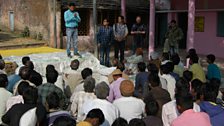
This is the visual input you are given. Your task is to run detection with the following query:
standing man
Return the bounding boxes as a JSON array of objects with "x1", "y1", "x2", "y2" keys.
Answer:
[
  {"x1": 97, "y1": 18, "x2": 113, "y2": 67},
  {"x1": 164, "y1": 20, "x2": 183, "y2": 55},
  {"x1": 131, "y1": 16, "x2": 146, "y2": 54},
  {"x1": 113, "y1": 16, "x2": 128, "y2": 63},
  {"x1": 64, "y1": 3, "x2": 81, "y2": 58}
]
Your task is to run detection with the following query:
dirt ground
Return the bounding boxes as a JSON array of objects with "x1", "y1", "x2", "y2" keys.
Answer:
[{"x1": 0, "y1": 31, "x2": 46, "y2": 48}]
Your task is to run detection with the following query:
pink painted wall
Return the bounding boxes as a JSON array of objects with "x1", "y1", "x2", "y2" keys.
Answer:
[
  {"x1": 172, "y1": 0, "x2": 224, "y2": 10},
  {"x1": 194, "y1": 12, "x2": 224, "y2": 58}
]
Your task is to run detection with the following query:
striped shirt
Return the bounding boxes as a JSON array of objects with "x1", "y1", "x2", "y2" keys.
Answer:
[
  {"x1": 70, "y1": 91, "x2": 96, "y2": 121},
  {"x1": 97, "y1": 26, "x2": 113, "y2": 46}
]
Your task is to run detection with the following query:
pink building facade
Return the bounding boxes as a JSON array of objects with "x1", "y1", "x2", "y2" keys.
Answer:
[{"x1": 147, "y1": 0, "x2": 224, "y2": 58}]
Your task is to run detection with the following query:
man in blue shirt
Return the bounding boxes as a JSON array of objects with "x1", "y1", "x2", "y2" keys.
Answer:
[
  {"x1": 206, "y1": 54, "x2": 221, "y2": 81},
  {"x1": 64, "y1": 3, "x2": 81, "y2": 57},
  {"x1": 97, "y1": 19, "x2": 113, "y2": 67}
]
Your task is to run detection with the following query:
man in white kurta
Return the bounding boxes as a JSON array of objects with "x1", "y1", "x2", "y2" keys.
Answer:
[{"x1": 113, "y1": 80, "x2": 145, "y2": 122}]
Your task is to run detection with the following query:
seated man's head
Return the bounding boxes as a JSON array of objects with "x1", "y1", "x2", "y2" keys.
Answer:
[
  {"x1": 147, "y1": 63, "x2": 158, "y2": 75},
  {"x1": 187, "y1": 48, "x2": 197, "y2": 57},
  {"x1": 84, "y1": 77, "x2": 96, "y2": 93},
  {"x1": 81, "y1": 68, "x2": 93, "y2": 80},
  {"x1": 112, "y1": 58, "x2": 119, "y2": 67},
  {"x1": 116, "y1": 63, "x2": 125, "y2": 72},
  {"x1": 112, "y1": 117, "x2": 128, "y2": 126},
  {"x1": 19, "y1": 66, "x2": 31, "y2": 80},
  {"x1": 203, "y1": 80, "x2": 220, "y2": 103},
  {"x1": 165, "y1": 62, "x2": 174, "y2": 73},
  {"x1": 150, "y1": 52, "x2": 159, "y2": 60},
  {"x1": 22, "y1": 56, "x2": 30, "y2": 66},
  {"x1": 0, "y1": 59, "x2": 5, "y2": 70},
  {"x1": 46, "y1": 69, "x2": 58, "y2": 84},
  {"x1": 0, "y1": 74, "x2": 8, "y2": 88},
  {"x1": 137, "y1": 62, "x2": 146, "y2": 72},
  {"x1": 171, "y1": 53, "x2": 180, "y2": 65},
  {"x1": 26, "y1": 61, "x2": 34, "y2": 70},
  {"x1": 18, "y1": 81, "x2": 30, "y2": 95},
  {"x1": 176, "y1": 93, "x2": 193, "y2": 114},
  {"x1": 206, "y1": 54, "x2": 216, "y2": 64},
  {"x1": 129, "y1": 119, "x2": 146, "y2": 126},
  {"x1": 136, "y1": 48, "x2": 143, "y2": 56},
  {"x1": 161, "y1": 52, "x2": 170, "y2": 61},
  {"x1": 160, "y1": 64, "x2": 170, "y2": 75},
  {"x1": 145, "y1": 100, "x2": 159, "y2": 116},
  {"x1": 46, "y1": 92, "x2": 60, "y2": 111},
  {"x1": 189, "y1": 54, "x2": 199, "y2": 65},
  {"x1": 175, "y1": 78, "x2": 190, "y2": 95},
  {"x1": 23, "y1": 86, "x2": 38, "y2": 104},
  {"x1": 46, "y1": 65, "x2": 55, "y2": 73},
  {"x1": 112, "y1": 69, "x2": 123, "y2": 80},
  {"x1": 53, "y1": 116, "x2": 76, "y2": 126},
  {"x1": 183, "y1": 70, "x2": 193, "y2": 83},
  {"x1": 148, "y1": 73, "x2": 160, "y2": 88},
  {"x1": 70, "y1": 59, "x2": 79, "y2": 70},
  {"x1": 120, "y1": 80, "x2": 134, "y2": 97},
  {"x1": 95, "y1": 81, "x2": 109, "y2": 99},
  {"x1": 191, "y1": 79, "x2": 203, "y2": 101},
  {"x1": 85, "y1": 109, "x2": 105, "y2": 126}
]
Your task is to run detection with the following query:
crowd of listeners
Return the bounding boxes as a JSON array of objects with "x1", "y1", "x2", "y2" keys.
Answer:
[{"x1": 0, "y1": 48, "x2": 223, "y2": 126}]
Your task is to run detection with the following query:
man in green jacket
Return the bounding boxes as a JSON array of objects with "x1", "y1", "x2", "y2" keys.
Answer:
[{"x1": 164, "y1": 20, "x2": 183, "y2": 55}]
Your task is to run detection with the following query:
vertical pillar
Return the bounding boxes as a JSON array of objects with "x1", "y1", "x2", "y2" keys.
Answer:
[
  {"x1": 56, "y1": 0, "x2": 62, "y2": 48},
  {"x1": 121, "y1": 0, "x2": 126, "y2": 20},
  {"x1": 149, "y1": 0, "x2": 155, "y2": 59},
  {"x1": 49, "y1": 0, "x2": 54, "y2": 47},
  {"x1": 187, "y1": 0, "x2": 195, "y2": 50},
  {"x1": 93, "y1": 0, "x2": 98, "y2": 57}
]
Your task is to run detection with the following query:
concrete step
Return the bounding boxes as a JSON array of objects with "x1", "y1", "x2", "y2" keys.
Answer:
[{"x1": 0, "y1": 42, "x2": 46, "y2": 50}]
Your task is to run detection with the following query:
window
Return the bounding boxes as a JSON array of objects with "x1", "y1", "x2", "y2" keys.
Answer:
[{"x1": 217, "y1": 11, "x2": 224, "y2": 37}]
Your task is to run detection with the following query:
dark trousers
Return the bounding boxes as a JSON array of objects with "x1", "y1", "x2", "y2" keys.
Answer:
[
  {"x1": 114, "y1": 40, "x2": 125, "y2": 63},
  {"x1": 100, "y1": 45, "x2": 110, "y2": 67}
]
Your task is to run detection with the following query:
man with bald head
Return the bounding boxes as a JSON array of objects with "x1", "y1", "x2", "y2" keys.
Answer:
[
  {"x1": 13, "y1": 66, "x2": 36, "y2": 95},
  {"x1": 131, "y1": 16, "x2": 146, "y2": 54},
  {"x1": 63, "y1": 59, "x2": 82, "y2": 94}
]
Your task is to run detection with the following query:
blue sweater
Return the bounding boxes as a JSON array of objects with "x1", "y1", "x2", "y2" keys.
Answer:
[
  {"x1": 64, "y1": 10, "x2": 81, "y2": 28},
  {"x1": 200, "y1": 101, "x2": 224, "y2": 126}
]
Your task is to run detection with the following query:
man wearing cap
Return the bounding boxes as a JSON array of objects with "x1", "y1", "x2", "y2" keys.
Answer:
[
  {"x1": 113, "y1": 80, "x2": 145, "y2": 122},
  {"x1": 107, "y1": 69, "x2": 125, "y2": 103},
  {"x1": 64, "y1": 2, "x2": 81, "y2": 58}
]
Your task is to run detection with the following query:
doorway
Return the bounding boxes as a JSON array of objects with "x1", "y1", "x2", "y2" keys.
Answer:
[
  {"x1": 177, "y1": 12, "x2": 188, "y2": 49},
  {"x1": 155, "y1": 13, "x2": 168, "y2": 48}
]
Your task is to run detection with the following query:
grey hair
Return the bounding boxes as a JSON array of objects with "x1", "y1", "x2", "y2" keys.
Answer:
[
  {"x1": 84, "y1": 76, "x2": 96, "y2": 92},
  {"x1": 95, "y1": 81, "x2": 109, "y2": 99}
]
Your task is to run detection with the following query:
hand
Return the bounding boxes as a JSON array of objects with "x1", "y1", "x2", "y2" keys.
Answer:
[{"x1": 74, "y1": 13, "x2": 77, "y2": 17}]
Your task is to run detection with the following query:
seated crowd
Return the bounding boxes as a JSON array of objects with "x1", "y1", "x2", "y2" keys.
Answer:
[{"x1": 0, "y1": 48, "x2": 223, "y2": 126}]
